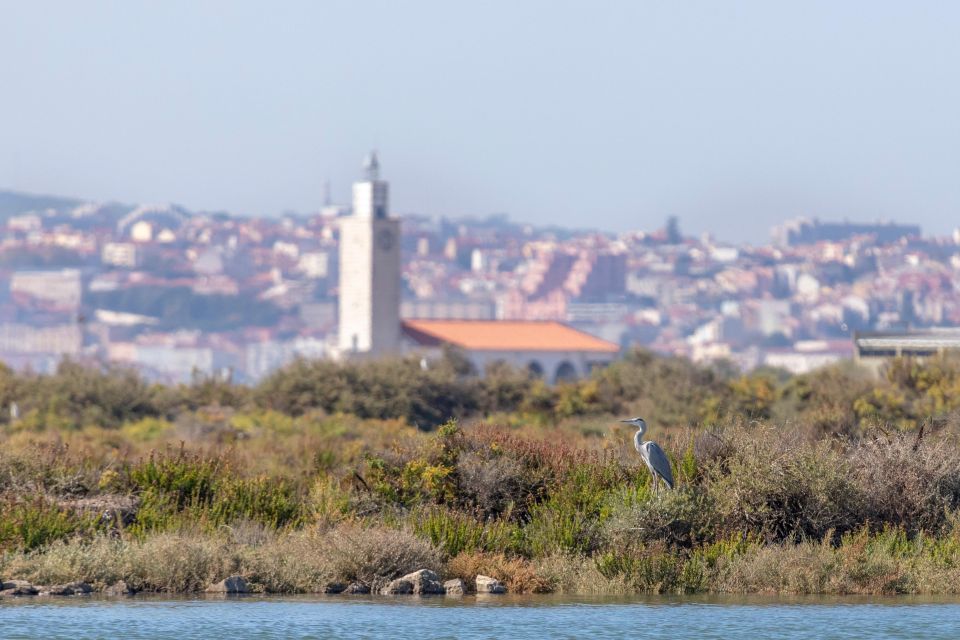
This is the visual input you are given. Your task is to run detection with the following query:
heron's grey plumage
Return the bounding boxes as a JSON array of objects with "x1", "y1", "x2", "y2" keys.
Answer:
[
  {"x1": 622, "y1": 417, "x2": 674, "y2": 491},
  {"x1": 638, "y1": 440, "x2": 674, "y2": 490}
]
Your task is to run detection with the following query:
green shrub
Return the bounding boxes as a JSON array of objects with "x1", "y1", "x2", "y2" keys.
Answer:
[
  {"x1": 521, "y1": 467, "x2": 608, "y2": 557},
  {"x1": 15, "y1": 360, "x2": 165, "y2": 430},
  {"x1": 209, "y1": 476, "x2": 305, "y2": 529},
  {"x1": 128, "y1": 449, "x2": 222, "y2": 510},
  {"x1": 412, "y1": 506, "x2": 519, "y2": 557},
  {"x1": 594, "y1": 543, "x2": 690, "y2": 593},
  {"x1": 121, "y1": 417, "x2": 174, "y2": 442},
  {"x1": 602, "y1": 485, "x2": 718, "y2": 550},
  {"x1": 0, "y1": 498, "x2": 101, "y2": 551}
]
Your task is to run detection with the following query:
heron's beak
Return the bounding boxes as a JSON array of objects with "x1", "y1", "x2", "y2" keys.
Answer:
[{"x1": 619, "y1": 420, "x2": 632, "y2": 424}]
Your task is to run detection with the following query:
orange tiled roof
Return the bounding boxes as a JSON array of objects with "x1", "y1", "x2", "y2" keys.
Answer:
[{"x1": 402, "y1": 319, "x2": 619, "y2": 353}]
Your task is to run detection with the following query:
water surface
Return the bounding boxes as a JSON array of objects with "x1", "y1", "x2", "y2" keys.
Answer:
[{"x1": 3, "y1": 594, "x2": 959, "y2": 639}]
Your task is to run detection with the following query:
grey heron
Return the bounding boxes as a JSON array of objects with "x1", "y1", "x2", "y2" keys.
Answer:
[{"x1": 621, "y1": 417, "x2": 674, "y2": 491}]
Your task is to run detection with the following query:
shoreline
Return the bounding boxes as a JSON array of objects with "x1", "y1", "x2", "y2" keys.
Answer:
[
  {"x1": 7, "y1": 591, "x2": 960, "y2": 604},
  {"x1": 4, "y1": 526, "x2": 960, "y2": 599}
]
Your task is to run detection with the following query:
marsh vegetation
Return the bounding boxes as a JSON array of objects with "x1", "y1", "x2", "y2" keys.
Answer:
[{"x1": 3, "y1": 350, "x2": 960, "y2": 595}]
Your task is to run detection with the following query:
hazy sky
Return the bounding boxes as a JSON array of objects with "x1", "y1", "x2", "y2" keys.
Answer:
[{"x1": 1, "y1": 1, "x2": 958, "y2": 243}]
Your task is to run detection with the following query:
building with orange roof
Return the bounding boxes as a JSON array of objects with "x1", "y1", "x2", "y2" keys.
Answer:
[
  {"x1": 335, "y1": 153, "x2": 620, "y2": 381},
  {"x1": 402, "y1": 319, "x2": 619, "y2": 383}
]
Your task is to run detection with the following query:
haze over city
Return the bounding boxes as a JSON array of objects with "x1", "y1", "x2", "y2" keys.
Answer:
[
  {"x1": 3, "y1": 1, "x2": 959, "y2": 243},
  {"x1": 9, "y1": 3, "x2": 960, "y2": 632}
]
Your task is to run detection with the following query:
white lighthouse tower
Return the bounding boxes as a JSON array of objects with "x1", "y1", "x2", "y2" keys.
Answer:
[{"x1": 337, "y1": 152, "x2": 401, "y2": 357}]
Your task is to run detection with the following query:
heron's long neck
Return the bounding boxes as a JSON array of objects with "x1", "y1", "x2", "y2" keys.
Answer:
[{"x1": 633, "y1": 429, "x2": 645, "y2": 449}]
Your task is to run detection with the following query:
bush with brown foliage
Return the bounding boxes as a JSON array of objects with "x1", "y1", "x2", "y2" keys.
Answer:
[
  {"x1": 446, "y1": 551, "x2": 551, "y2": 593},
  {"x1": 706, "y1": 426, "x2": 860, "y2": 542},
  {"x1": 850, "y1": 431, "x2": 960, "y2": 534}
]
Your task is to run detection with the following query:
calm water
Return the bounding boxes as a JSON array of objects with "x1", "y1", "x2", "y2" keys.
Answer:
[{"x1": 3, "y1": 594, "x2": 960, "y2": 639}]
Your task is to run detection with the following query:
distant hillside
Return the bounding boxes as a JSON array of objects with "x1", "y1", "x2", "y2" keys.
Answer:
[{"x1": 0, "y1": 189, "x2": 83, "y2": 219}]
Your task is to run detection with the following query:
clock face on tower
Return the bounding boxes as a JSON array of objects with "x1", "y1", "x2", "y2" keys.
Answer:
[{"x1": 377, "y1": 228, "x2": 395, "y2": 251}]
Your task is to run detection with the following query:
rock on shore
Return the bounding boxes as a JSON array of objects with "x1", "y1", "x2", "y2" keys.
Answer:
[
  {"x1": 104, "y1": 581, "x2": 137, "y2": 596},
  {"x1": 404, "y1": 569, "x2": 446, "y2": 594},
  {"x1": 205, "y1": 576, "x2": 250, "y2": 594},
  {"x1": 1, "y1": 580, "x2": 39, "y2": 596},
  {"x1": 443, "y1": 578, "x2": 466, "y2": 595},
  {"x1": 475, "y1": 575, "x2": 506, "y2": 594},
  {"x1": 1, "y1": 571, "x2": 506, "y2": 598},
  {"x1": 380, "y1": 578, "x2": 413, "y2": 595},
  {"x1": 381, "y1": 569, "x2": 445, "y2": 595},
  {"x1": 344, "y1": 582, "x2": 371, "y2": 594},
  {"x1": 46, "y1": 582, "x2": 93, "y2": 596},
  {"x1": 322, "y1": 582, "x2": 347, "y2": 594}
]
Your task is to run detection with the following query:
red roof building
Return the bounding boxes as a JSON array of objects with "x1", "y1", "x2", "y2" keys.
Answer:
[{"x1": 402, "y1": 319, "x2": 619, "y2": 382}]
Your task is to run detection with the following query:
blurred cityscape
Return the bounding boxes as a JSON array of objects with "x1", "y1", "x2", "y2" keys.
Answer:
[{"x1": 0, "y1": 181, "x2": 943, "y2": 383}]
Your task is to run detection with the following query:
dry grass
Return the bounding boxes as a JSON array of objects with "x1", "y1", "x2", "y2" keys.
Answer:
[
  {"x1": 712, "y1": 524, "x2": 960, "y2": 595},
  {"x1": 312, "y1": 523, "x2": 443, "y2": 591},
  {"x1": 0, "y1": 523, "x2": 442, "y2": 594},
  {"x1": 532, "y1": 554, "x2": 633, "y2": 594},
  {"x1": 0, "y1": 533, "x2": 235, "y2": 592}
]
